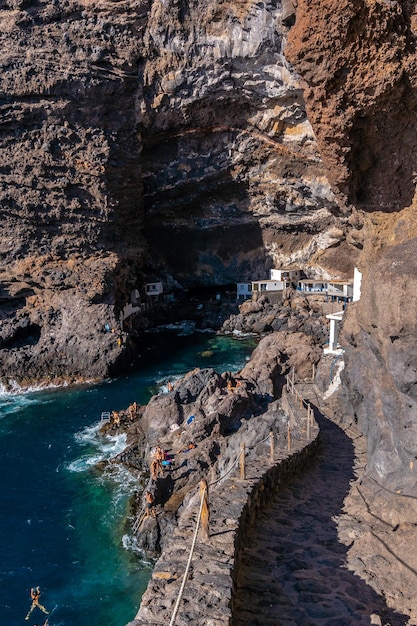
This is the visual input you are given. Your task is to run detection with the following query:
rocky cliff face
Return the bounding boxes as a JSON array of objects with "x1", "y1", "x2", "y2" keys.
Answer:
[
  {"x1": 287, "y1": 0, "x2": 417, "y2": 492},
  {"x1": 0, "y1": 0, "x2": 354, "y2": 389},
  {"x1": 1, "y1": 0, "x2": 413, "y2": 503},
  {"x1": 0, "y1": 0, "x2": 149, "y2": 386}
]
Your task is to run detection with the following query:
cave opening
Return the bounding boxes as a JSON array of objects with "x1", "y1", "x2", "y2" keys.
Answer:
[{"x1": 2, "y1": 324, "x2": 41, "y2": 350}]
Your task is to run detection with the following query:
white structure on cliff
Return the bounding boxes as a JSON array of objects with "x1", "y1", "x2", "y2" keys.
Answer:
[
  {"x1": 237, "y1": 268, "x2": 300, "y2": 301},
  {"x1": 353, "y1": 266, "x2": 362, "y2": 302},
  {"x1": 270, "y1": 268, "x2": 301, "y2": 283},
  {"x1": 324, "y1": 310, "x2": 344, "y2": 354},
  {"x1": 236, "y1": 282, "x2": 252, "y2": 301},
  {"x1": 324, "y1": 267, "x2": 363, "y2": 354},
  {"x1": 237, "y1": 267, "x2": 360, "y2": 311},
  {"x1": 145, "y1": 282, "x2": 163, "y2": 297},
  {"x1": 297, "y1": 279, "x2": 353, "y2": 301}
]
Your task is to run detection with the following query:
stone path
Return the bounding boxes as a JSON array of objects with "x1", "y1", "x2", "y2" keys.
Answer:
[{"x1": 232, "y1": 412, "x2": 410, "y2": 626}]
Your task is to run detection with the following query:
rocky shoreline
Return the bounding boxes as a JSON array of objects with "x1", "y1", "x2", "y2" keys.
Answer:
[
  {"x1": 100, "y1": 309, "x2": 417, "y2": 625},
  {"x1": 101, "y1": 327, "x2": 322, "y2": 625}
]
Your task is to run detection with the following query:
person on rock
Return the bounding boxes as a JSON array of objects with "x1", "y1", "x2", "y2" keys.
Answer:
[
  {"x1": 111, "y1": 411, "x2": 120, "y2": 427},
  {"x1": 127, "y1": 401, "x2": 138, "y2": 420},
  {"x1": 144, "y1": 491, "x2": 156, "y2": 518},
  {"x1": 150, "y1": 458, "x2": 160, "y2": 481},
  {"x1": 154, "y1": 445, "x2": 165, "y2": 461}
]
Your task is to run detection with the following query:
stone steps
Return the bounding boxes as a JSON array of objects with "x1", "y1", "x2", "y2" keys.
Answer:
[{"x1": 231, "y1": 414, "x2": 409, "y2": 626}]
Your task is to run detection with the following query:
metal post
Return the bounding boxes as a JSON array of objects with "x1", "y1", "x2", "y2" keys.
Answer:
[
  {"x1": 270, "y1": 431, "x2": 274, "y2": 463},
  {"x1": 240, "y1": 443, "x2": 246, "y2": 480}
]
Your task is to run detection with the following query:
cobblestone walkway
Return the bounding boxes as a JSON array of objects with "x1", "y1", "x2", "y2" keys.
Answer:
[{"x1": 232, "y1": 412, "x2": 409, "y2": 626}]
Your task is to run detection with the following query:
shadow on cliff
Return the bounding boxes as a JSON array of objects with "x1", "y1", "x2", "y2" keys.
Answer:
[
  {"x1": 140, "y1": 121, "x2": 267, "y2": 288},
  {"x1": 348, "y1": 77, "x2": 417, "y2": 213},
  {"x1": 232, "y1": 409, "x2": 409, "y2": 625}
]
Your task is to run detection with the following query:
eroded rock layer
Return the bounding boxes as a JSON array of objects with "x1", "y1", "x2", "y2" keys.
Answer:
[
  {"x1": 0, "y1": 0, "x2": 353, "y2": 388},
  {"x1": 287, "y1": 0, "x2": 417, "y2": 494}
]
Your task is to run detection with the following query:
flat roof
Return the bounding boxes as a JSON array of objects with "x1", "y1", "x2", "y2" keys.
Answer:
[
  {"x1": 298, "y1": 278, "x2": 353, "y2": 285},
  {"x1": 252, "y1": 279, "x2": 289, "y2": 283}
]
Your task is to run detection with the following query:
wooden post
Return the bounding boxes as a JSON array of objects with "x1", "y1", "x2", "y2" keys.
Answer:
[
  {"x1": 312, "y1": 363, "x2": 316, "y2": 382},
  {"x1": 291, "y1": 367, "x2": 295, "y2": 393},
  {"x1": 270, "y1": 431, "x2": 274, "y2": 463},
  {"x1": 240, "y1": 443, "x2": 246, "y2": 480},
  {"x1": 307, "y1": 404, "x2": 311, "y2": 440},
  {"x1": 287, "y1": 422, "x2": 291, "y2": 451},
  {"x1": 199, "y1": 479, "x2": 210, "y2": 539}
]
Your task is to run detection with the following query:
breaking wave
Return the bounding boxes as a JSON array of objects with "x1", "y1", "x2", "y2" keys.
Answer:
[{"x1": 67, "y1": 425, "x2": 127, "y2": 474}]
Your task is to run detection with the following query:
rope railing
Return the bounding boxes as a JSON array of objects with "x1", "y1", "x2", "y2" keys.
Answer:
[
  {"x1": 166, "y1": 368, "x2": 317, "y2": 625},
  {"x1": 168, "y1": 485, "x2": 207, "y2": 626},
  {"x1": 132, "y1": 369, "x2": 316, "y2": 537}
]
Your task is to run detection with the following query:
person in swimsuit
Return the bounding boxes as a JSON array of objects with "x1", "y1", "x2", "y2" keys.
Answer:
[
  {"x1": 144, "y1": 491, "x2": 156, "y2": 518},
  {"x1": 25, "y1": 586, "x2": 49, "y2": 620}
]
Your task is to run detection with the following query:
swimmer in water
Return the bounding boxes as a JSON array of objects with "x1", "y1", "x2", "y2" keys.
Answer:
[{"x1": 25, "y1": 586, "x2": 49, "y2": 620}]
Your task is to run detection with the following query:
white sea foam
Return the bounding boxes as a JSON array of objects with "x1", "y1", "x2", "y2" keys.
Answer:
[
  {"x1": 67, "y1": 454, "x2": 106, "y2": 473},
  {"x1": 68, "y1": 425, "x2": 128, "y2": 473},
  {"x1": 156, "y1": 373, "x2": 183, "y2": 393},
  {"x1": 122, "y1": 533, "x2": 155, "y2": 565},
  {"x1": 0, "y1": 378, "x2": 68, "y2": 397},
  {"x1": 0, "y1": 392, "x2": 53, "y2": 419},
  {"x1": 231, "y1": 329, "x2": 257, "y2": 338},
  {"x1": 0, "y1": 376, "x2": 98, "y2": 398},
  {"x1": 73, "y1": 422, "x2": 102, "y2": 444}
]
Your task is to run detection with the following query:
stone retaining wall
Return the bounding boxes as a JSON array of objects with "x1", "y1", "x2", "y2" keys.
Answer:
[{"x1": 128, "y1": 428, "x2": 320, "y2": 626}]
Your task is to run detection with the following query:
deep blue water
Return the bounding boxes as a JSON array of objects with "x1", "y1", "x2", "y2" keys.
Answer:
[{"x1": 0, "y1": 332, "x2": 256, "y2": 626}]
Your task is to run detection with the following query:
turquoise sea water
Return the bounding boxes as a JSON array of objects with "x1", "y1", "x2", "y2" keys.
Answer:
[{"x1": 0, "y1": 332, "x2": 256, "y2": 626}]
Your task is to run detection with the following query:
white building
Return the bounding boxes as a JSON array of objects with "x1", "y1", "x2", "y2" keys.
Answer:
[
  {"x1": 270, "y1": 268, "x2": 301, "y2": 283},
  {"x1": 251, "y1": 268, "x2": 300, "y2": 294},
  {"x1": 237, "y1": 282, "x2": 253, "y2": 301},
  {"x1": 327, "y1": 280, "x2": 353, "y2": 300},
  {"x1": 145, "y1": 282, "x2": 163, "y2": 297},
  {"x1": 130, "y1": 288, "x2": 140, "y2": 304},
  {"x1": 252, "y1": 278, "x2": 287, "y2": 293},
  {"x1": 297, "y1": 279, "x2": 327, "y2": 294},
  {"x1": 298, "y1": 279, "x2": 353, "y2": 301}
]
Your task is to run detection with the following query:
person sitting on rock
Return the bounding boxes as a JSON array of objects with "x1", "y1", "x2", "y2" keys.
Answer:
[
  {"x1": 111, "y1": 411, "x2": 120, "y2": 427},
  {"x1": 154, "y1": 446, "x2": 165, "y2": 462},
  {"x1": 150, "y1": 458, "x2": 161, "y2": 481},
  {"x1": 144, "y1": 491, "x2": 156, "y2": 518},
  {"x1": 127, "y1": 402, "x2": 138, "y2": 420}
]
